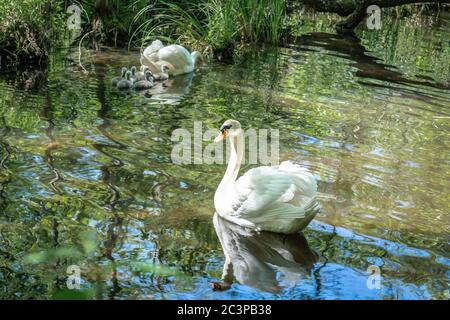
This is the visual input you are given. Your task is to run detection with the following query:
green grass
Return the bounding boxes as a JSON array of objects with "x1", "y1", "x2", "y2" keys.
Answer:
[
  {"x1": 77, "y1": 0, "x2": 151, "y2": 46},
  {"x1": 2, "y1": 0, "x2": 448, "y2": 69},
  {"x1": 129, "y1": 0, "x2": 287, "y2": 55},
  {"x1": 0, "y1": 0, "x2": 66, "y2": 67}
]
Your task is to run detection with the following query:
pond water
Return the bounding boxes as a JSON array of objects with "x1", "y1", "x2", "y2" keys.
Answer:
[{"x1": 0, "y1": 15, "x2": 449, "y2": 300}]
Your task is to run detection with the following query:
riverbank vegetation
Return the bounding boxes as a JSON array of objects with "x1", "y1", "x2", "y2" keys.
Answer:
[
  {"x1": 0, "y1": 1, "x2": 66, "y2": 68},
  {"x1": 129, "y1": 0, "x2": 287, "y2": 57},
  {"x1": 1, "y1": 0, "x2": 449, "y2": 69}
]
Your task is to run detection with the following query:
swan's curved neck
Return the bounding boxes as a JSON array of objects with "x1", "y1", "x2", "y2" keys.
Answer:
[{"x1": 218, "y1": 133, "x2": 243, "y2": 191}]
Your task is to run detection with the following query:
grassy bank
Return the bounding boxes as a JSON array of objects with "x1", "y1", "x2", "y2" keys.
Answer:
[
  {"x1": 1, "y1": 1, "x2": 449, "y2": 69},
  {"x1": 129, "y1": 0, "x2": 287, "y2": 57},
  {"x1": 0, "y1": 0, "x2": 66, "y2": 69}
]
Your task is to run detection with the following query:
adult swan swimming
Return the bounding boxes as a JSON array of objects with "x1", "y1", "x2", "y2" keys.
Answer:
[
  {"x1": 140, "y1": 40, "x2": 203, "y2": 76},
  {"x1": 213, "y1": 119, "x2": 320, "y2": 234}
]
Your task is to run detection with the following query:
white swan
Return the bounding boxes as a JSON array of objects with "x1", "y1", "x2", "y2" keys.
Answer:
[
  {"x1": 213, "y1": 119, "x2": 319, "y2": 234},
  {"x1": 142, "y1": 39, "x2": 164, "y2": 60},
  {"x1": 140, "y1": 40, "x2": 203, "y2": 76}
]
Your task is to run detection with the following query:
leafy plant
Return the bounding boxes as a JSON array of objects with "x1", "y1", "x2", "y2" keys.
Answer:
[
  {"x1": 129, "y1": 0, "x2": 286, "y2": 55},
  {"x1": 0, "y1": 0, "x2": 66, "y2": 67}
]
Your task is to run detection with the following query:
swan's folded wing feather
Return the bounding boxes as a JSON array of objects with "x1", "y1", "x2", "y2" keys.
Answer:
[
  {"x1": 159, "y1": 46, "x2": 192, "y2": 68},
  {"x1": 232, "y1": 167, "x2": 294, "y2": 217},
  {"x1": 140, "y1": 55, "x2": 160, "y2": 74},
  {"x1": 143, "y1": 39, "x2": 164, "y2": 58},
  {"x1": 279, "y1": 161, "x2": 317, "y2": 197}
]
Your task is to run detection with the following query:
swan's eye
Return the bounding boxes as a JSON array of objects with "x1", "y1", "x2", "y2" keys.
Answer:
[{"x1": 220, "y1": 124, "x2": 232, "y2": 132}]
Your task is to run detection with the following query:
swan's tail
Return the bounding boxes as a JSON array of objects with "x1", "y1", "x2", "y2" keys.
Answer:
[
  {"x1": 303, "y1": 197, "x2": 321, "y2": 216},
  {"x1": 294, "y1": 198, "x2": 321, "y2": 230},
  {"x1": 279, "y1": 161, "x2": 317, "y2": 198}
]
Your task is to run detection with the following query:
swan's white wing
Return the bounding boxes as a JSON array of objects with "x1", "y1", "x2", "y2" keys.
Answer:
[
  {"x1": 140, "y1": 55, "x2": 160, "y2": 74},
  {"x1": 278, "y1": 161, "x2": 317, "y2": 198},
  {"x1": 223, "y1": 162, "x2": 319, "y2": 233},
  {"x1": 158, "y1": 45, "x2": 194, "y2": 75},
  {"x1": 231, "y1": 166, "x2": 295, "y2": 218},
  {"x1": 143, "y1": 40, "x2": 164, "y2": 59}
]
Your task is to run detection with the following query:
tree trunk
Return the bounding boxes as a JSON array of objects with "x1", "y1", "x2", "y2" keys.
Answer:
[{"x1": 296, "y1": 0, "x2": 450, "y2": 29}]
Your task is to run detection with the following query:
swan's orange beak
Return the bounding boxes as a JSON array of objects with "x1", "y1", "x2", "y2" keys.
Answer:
[{"x1": 214, "y1": 130, "x2": 228, "y2": 142}]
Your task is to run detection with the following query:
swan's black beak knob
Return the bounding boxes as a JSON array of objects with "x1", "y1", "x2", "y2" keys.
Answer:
[
  {"x1": 215, "y1": 125, "x2": 231, "y2": 143},
  {"x1": 220, "y1": 124, "x2": 232, "y2": 132}
]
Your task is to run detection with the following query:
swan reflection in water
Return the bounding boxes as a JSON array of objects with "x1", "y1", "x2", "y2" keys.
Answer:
[
  {"x1": 211, "y1": 213, "x2": 318, "y2": 293},
  {"x1": 138, "y1": 72, "x2": 194, "y2": 104}
]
